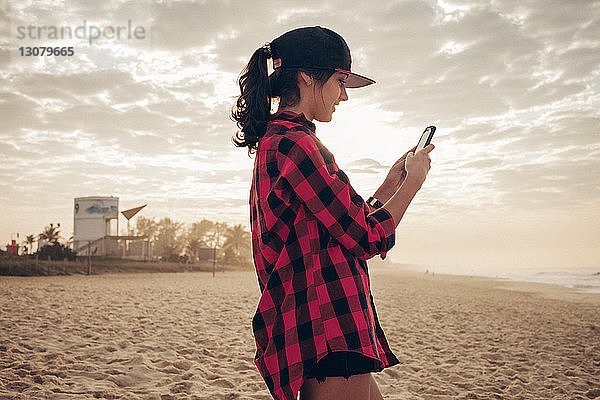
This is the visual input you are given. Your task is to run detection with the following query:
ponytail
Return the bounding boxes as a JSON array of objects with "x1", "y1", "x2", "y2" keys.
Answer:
[{"x1": 231, "y1": 44, "x2": 272, "y2": 156}]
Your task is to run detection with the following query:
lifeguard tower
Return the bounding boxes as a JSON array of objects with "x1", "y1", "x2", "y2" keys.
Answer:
[{"x1": 73, "y1": 196, "x2": 150, "y2": 260}]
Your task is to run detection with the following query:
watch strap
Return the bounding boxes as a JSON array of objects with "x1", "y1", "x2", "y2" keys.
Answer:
[{"x1": 366, "y1": 196, "x2": 384, "y2": 208}]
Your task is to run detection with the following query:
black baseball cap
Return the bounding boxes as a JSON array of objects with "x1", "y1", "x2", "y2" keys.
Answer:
[{"x1": 270, "y1": 26, "x2": 375, "y2": 89}]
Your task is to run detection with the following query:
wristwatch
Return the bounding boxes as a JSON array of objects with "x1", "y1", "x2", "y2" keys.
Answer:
[{"x1": 366, "y1": 196, "x2": 383, "y2": 209}]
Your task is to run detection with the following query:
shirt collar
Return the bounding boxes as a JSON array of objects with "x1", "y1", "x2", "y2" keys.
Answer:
[{"x1": 270, "y1": 110, "x2": 316, "y2": 133}]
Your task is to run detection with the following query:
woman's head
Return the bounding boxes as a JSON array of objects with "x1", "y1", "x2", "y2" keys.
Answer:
[
  {"x1": 232, "y1": 26, "x2": 374, "y2": 155},
  {"x1": 269, "y1": 67, "x2": 335, "y2": 112},
  {"x1": 291, "y1": 70, "x2": 349, "y2": 123}
]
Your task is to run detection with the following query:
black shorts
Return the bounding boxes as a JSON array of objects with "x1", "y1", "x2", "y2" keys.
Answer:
[{"x1": 306, "y1": 352, "x2": 380, "y2": 383}]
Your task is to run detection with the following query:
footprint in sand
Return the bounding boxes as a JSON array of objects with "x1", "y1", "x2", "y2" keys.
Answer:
[
  {"x1": 6, "y1": 380, "x2": 30, "y2": 392},
  {"x1": 170, "y1": 380, "x2": 193, "y2": 394},
  {"x1": 172, "y1": 360, "x2": 192, "y2": 371},
  {"x1": 585, "y1": 388, "x2": 600, "y2": 399},
  {"x1": 384, "y1": 369, "x2": 400, "y2": 378},
  {"x1": 209, "y1": 377, "x2": 235, "y2": 388}
]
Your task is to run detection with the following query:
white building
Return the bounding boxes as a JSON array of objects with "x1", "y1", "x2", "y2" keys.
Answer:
[{"x1": 73, "y1": 196, "x2": 150, "y2": 260}]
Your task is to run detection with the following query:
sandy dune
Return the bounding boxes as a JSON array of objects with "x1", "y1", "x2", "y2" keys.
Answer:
[{"x1": 1, "y1": 268, "x2": 598, "y2": 399}]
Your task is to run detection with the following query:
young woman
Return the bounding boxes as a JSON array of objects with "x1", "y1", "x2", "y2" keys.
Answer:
[{"x1": 232, "y1": 26, "x2": 434, "y2": 400}]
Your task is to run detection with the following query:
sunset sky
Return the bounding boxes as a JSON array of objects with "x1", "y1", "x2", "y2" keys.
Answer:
[{"x1": 2, "y1": 0, "x2": 598, "y2": 272}]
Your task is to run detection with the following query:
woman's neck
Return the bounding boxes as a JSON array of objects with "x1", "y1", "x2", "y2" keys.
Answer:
[{"x1": 277, "y1": 104, "x2": 313, "y2": 121}]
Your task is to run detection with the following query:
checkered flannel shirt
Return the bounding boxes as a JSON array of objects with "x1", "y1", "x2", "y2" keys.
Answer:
[{"x1": 250, "y1": 111, "x2": 399, "y2": 400}]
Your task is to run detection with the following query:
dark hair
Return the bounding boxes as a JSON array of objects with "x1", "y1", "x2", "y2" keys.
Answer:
[{"x1": 231, "y1": 46, "x2": 334, "y2": 156}]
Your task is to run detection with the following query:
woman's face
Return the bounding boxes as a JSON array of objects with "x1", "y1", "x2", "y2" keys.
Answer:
[{"x1": 313, "y1": 72, "x2": 349, "y2": 122}]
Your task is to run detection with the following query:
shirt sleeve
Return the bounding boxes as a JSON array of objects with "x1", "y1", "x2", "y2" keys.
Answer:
[{"x1": 275, "y1": 133, "x2": 395, "y2": 260}]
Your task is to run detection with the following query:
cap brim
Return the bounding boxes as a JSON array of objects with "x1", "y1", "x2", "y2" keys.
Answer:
[{"x1": 336, "y1": 68, "x2": 375, "y2": 88}]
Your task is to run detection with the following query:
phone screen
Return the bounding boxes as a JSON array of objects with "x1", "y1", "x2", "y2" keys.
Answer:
[{"x1": 416, "y1": 126, "x2": 436, "y2": 151}]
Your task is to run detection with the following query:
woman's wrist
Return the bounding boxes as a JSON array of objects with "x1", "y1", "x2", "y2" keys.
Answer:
[
  {"x1": 382, "y1": 175, "x2": 421, "y2": 228},
  {"x1": 372, "y1": 168, "x2": 414, "y2": 208},
  {"x1": 373, "y1": 184, "x2": 395, "y2": 204},
  {"x1": 402, "y1": 173, "x2": 423, "y2": 192}
]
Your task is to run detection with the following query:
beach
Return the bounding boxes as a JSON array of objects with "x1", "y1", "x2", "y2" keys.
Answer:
[{"x1": 1, "y1": 268, "x2": 599, "y2": 400}]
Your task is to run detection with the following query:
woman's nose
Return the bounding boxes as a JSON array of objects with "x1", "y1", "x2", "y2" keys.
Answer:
[{"x1": 340, "y1": 86, "x2": 348, "y2": 101}]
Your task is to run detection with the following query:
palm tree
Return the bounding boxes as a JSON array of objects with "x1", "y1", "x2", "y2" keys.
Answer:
[
  {"x1": 39, "y1": 223, "x2": 61, "y2": 246},
  {"x1": 222, "y1": 224, "x2": 251, "y2": 266},
  {"x1": 23, "y1": 234, "x2": 35, "y2": 255}
]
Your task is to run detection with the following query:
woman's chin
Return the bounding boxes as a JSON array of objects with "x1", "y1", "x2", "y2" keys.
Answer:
[{"x1": 315, "y1": 113, "x2": 334, "y2": 123}]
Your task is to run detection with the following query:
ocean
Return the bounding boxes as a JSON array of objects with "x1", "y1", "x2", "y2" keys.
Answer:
[{"x1": 392, "y1": 264, "x2": 600, "y2": 294}]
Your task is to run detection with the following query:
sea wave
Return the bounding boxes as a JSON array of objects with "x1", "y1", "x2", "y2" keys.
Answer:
[{"x1": 394, "y1": 264, "x2": 600, "y2": 294}]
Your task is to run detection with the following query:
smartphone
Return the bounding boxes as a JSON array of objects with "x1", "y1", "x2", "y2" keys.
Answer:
[{"x1": 415, "y1": 126, "x2": 436, "y2": 152}]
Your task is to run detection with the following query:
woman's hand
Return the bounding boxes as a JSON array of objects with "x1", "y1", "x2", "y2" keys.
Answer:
[
  {"x1": 378, "y1": 147, "x2": 415, "y2": 197},
  {"x1": 379, "y1": 143, "x2": 435, "y2": 229},
  {"x1": 373, "y1": 147, "x2": 417, "y2": 204},
  {"x1": 404, "y1": 144, "x2": 434, "y2": 189}
]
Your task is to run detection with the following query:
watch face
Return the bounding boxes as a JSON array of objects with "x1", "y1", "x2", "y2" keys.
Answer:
[{"x1": 367, "y1": 197, "x2": 380, "y2": 207}]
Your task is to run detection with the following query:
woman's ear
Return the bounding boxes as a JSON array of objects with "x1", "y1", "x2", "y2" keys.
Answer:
[{"x1": 298, "y1": 71, "x2": 312, "y2": 86}]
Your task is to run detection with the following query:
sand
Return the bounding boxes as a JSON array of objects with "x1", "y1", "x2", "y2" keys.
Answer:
[{"x1": 1, "y1": 268, "x2": 598, "y2": 400}]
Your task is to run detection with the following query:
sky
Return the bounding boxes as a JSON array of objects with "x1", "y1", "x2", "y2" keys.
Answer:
[{"x1": 1, "y1": 0, "x2": 599, "y2": 272}]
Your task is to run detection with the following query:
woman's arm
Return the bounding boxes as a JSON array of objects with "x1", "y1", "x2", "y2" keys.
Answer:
[
  {"x1": 367, "y1": 147, "x2": 414, "y2": 213},
  {"x1": 382, "y1": 145, "x2": 434, "y2": 229}
]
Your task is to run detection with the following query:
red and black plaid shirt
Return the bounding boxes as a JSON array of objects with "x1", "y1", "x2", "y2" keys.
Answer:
[{"x1": 250, "y1": 111, "x2": 399, "y2": 400}]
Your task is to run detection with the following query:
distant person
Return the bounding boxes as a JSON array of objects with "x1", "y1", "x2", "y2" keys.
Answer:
[{"x1": 232, "y1": 26, "x2": 433, "y2": 400}]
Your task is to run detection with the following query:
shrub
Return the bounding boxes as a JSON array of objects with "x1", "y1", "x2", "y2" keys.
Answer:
[{"x1": 37, "y1": 243, "x2": 76, "y2": 261}]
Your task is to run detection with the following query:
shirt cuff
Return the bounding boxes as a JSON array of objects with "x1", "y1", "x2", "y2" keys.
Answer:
[{"x1": 368, "y1": 207, "x2": 396, "y2": 259}]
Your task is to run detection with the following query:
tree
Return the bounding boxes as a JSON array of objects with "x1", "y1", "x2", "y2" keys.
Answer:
[
  {"x1": 205, "y1": 222, "x2": 228, "y2": 249},
  {"x1": 184, "y1": 219, "x2": 214, "y2": 262},
  {"x1": 185, "y1": 238, "x2": 202, "y2": 262},
  {"x1": 35, "y1": 223, "x2": 75, "y2": 261},
  {"x1": 38, "y1": 242, "x2": 75, "y2": 261},
  {"x1": 153, "y1": 217, "x2": 184, "y2": 261},
  {"x1": 187, "y1": 219, "x2": 214, "y2": 242},
  {"x1": 23, "y1": 234, "x2": 35, "y2": 255},
  {"x1": 39, "y1": 223, "x2": 61, "y2": 245},
  {"x1": 136, "y1": 216, "x2": 158, "y2": 241},
  {"x1": 222, "y1": 224, "x2": 251, "y2": 267}
]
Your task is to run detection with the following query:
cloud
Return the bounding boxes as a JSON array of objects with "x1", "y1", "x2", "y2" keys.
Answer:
[
  {"x1": 147, "y1": 1, "x2": 270, "y2": 53},
  {"x1": 346, "y1": 158, "x2": 388, "y2": 174},
  {"x1": 349, "y1": 158, "x2": 387, "y2": 169},
  {"x1": 0, "y1": 92, "x2": 40, "y2": 132},
  {"x1": 491, "y1": 158, "x2": 600, "y2": 210},
  {"x1": 363, "y1": 1, "x2": 599, "y2": 126},
  {"x1": 14, "y1": 70, "x2": 135, "y2": 97},
  {"x1": 0, "y1": 141, "x2": 43, "y2": 160},
  {"x1": 1, "y1": 0, "x2": 598, "y2": 271},
  {"x1": 496, "y1": 108, "x2": 600, "y2": 152}
]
